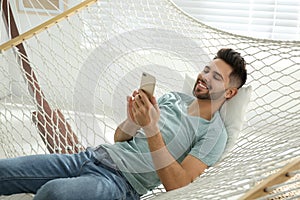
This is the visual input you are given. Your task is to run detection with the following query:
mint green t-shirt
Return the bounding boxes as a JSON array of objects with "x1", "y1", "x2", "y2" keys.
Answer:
[{"x1": 101, "y1": 92, "x2": 227, "y2": 194}]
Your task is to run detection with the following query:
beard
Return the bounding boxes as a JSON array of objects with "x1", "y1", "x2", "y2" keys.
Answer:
[{"x1": 193, "y1": 84, "x2": 225, "y2": 100}]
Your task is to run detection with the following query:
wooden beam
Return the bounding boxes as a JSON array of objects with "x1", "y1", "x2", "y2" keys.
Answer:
[
  {"x1": 0, "y1": 0, "x2": 98, "y2": 51},
  {"x1": 240, "y1": 157, "x2": 300, "y2": 200},
  {"x1": 1, "y1": 0, "x2": 90, "y2": 154}
]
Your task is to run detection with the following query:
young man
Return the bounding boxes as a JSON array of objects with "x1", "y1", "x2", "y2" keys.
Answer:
[{"x1": 0, "y1": 48, "x2": 247, "y2": 200}]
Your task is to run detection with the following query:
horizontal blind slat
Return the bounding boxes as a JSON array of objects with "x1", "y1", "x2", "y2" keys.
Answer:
[{"x1": 172, "y1": 0, "x2": 300, "y2": 40}]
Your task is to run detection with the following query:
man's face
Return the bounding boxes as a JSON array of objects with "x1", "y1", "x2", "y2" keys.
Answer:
[{"x1": 193, "y1": 59, "x2": 232, "y2": 100}]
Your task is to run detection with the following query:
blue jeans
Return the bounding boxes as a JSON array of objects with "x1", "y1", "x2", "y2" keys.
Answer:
[{"x1": 0, "y1": 147, "x2": 140, "y2": 200}]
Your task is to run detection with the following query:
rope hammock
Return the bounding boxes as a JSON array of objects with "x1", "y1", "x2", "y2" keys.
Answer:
[{"x1": 0, "y1": 0, "x2": 300, "y2": 199}]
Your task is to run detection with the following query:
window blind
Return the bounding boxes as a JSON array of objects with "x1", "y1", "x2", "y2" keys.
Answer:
[{"x1": 171, "y1": 0, "x2": 300, "y2": 41}]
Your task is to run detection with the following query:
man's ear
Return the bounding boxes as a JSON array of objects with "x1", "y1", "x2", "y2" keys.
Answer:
[{"x1": 225, "y1": 88, "x2": 238, "y2": 99}]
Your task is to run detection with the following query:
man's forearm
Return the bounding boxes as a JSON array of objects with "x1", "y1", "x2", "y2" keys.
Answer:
[
  {"x1": 114, "y1": 119, "x2": 140, "y2": 142},
  {"x1": 114, "y1": 126, "x2": 134, "y2": 142},
  {"x1": 147, "y1": 132, "x2": 192, "y2": 191}
]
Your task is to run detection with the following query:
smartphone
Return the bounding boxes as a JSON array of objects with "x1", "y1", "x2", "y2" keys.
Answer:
[{"x1": 140, "y1": 72, "x2": 156, "y2": 98}]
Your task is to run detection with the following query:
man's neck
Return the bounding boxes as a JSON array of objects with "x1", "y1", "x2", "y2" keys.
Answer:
[{"x1": 188, "y1": 99, "x2": 225, "y2": 120}]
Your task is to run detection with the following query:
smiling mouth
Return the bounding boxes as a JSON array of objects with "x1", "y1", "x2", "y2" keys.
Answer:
[{"x1": 197, "y1": 80, "x2": 209, "y2": 90}]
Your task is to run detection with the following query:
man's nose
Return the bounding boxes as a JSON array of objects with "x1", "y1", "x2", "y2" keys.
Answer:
[{"x1": 202, "y1": 73, "x2": 211, "y2": 83}]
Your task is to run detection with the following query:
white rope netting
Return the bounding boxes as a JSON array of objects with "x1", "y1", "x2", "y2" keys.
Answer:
[{"x1": 0, "y1": 0, "x2": 300, "y2": 199}]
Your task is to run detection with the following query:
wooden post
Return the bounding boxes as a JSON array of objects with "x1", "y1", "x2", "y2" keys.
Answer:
[
  {"x1": 1, "y1": 0, "x2": 89, "y2": 154},
  {"x1": 240, "y1": 157, "x2": 300, "y2": 199}
]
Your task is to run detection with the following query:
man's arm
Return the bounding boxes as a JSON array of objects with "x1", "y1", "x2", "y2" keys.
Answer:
[
  {"x1": 147, "y1": 132, "x2": 208, "y2": 191},
  {"x1": 132, "y1": 90, "x2": 208, "y2": 191},
  {"x1": 114, "y1": 122, "x2": 139, "y2": 142},
  {"x1": 114, "y1": 91, "x2": 141, "y2": 143}
]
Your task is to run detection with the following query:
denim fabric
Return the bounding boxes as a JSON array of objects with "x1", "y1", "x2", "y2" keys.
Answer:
[{"x1": 0, "y1": 148, "x2": 140, "y2": 200}]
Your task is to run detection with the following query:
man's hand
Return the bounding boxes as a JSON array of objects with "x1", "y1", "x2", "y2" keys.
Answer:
[
  {"x1": 114, "y1": 90, "x2": 141, "y2": 142},
  {"x1": 131, "y1": 90, "x2": 160, "y2": 137},
  {"x1": 121, "y1": 91, "x2": 142, "y2": 134}
]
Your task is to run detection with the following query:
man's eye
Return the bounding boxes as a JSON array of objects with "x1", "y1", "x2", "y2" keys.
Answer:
[
  {"x1": 214, "y1": 74, "x2": 222, "y2": 80},
  {"x1": 203, "y1": 66, "x2": 210, "y2": 73}
]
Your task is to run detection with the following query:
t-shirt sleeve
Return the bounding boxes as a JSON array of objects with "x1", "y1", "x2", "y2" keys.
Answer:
[
  {"x1": 189, "y1": 127, "x2": 228, "y2": 166},
  {"x1": 157, "y1": 92, "x2": 173, "y2": 105}
]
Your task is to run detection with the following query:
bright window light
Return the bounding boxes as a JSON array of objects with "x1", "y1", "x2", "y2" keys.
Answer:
[{"x1": 171, "y1": 0, "x2": 300, "y2": 41}]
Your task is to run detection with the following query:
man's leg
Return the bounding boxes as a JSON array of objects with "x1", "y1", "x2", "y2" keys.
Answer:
[
  {"x1": 0, "y1": 150, "x2": 92, "y2": 195},
  {"x1": 34, "y1": 160, "x2": 140, "y2": 200}
]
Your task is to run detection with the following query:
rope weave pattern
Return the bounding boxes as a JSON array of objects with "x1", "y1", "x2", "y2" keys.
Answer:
[{"x1": 0, "y1": 0, "x2": 300, "y2": 199}]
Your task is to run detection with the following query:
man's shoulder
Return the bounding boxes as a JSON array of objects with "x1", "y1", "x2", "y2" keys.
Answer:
[
  {"x1": 168, "y1": 91, "x2": 194, "y2": 101},
  {"x1": 211, "y1": 111, "x2": 227, "y2": 135},
  {"x1": 158, "y1": 92, "x2": 194, "y2": 106}
]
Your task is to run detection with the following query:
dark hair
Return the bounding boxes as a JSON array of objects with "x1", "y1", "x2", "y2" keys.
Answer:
[{"x1": 214, "y1": 48, "x2": 247, "y2": 88}]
